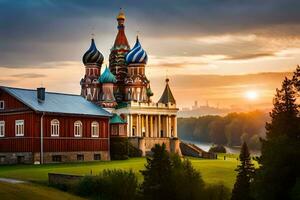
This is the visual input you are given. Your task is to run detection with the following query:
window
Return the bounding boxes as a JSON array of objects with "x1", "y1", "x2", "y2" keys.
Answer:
[
  {"x1": 52, "y1": 155, "x2": 62, "y2": 162},
  {"x1": 17, "y1": 156, "x2": 25, "y2": 164},
  {"x1": 0, "y1": 101, "x2": 4, "y2": 109},
  {"x1": 51, "y1": 119, "x2": 60, "y2": 137},
  {"x1": 74, "y1": 121, "x2": 82, "y2": 137},
  {"x1": 94, "y1": 154, "x2": 101, "y2": 161},
  {"x1": 0, "y1": 156, "x2": 5, "y2": 163},
  {"x1": 0, "y1": 121, "x2": 4, "y2": 137},
  {"x1": 91, "y1": 121, "x2": 99, "y2": 137},
  {"x1": 77, "y1": 154, "x2": 84, "y2": 161},
  {"x1": 15, "y1": 120, "x2": 24, "y2": 136}
]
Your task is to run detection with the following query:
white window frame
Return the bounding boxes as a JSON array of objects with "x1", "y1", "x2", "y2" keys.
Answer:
[
  {"x1": 51, "y1": 119, "x2": 60, "y2": 137},
  {"x1": 0, "y1": 101, "x2": 4, "y2": 110},
  {"x1": 74, "y1": 121, "x2": 82, "y2": 137},
  {"x1": 15, "y1": 120, "x2": 24, "y2": 136},
  {"x1": 91, "y1": 121, "x2": 99, "y2": 138},
  {"x1": 0, "y1": 121, "x2": 5, "y2": 137}
]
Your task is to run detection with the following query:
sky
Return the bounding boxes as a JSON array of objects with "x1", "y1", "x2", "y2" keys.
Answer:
[{"x1": 1, "y1": 0, "x2": 300, "y2": 112}]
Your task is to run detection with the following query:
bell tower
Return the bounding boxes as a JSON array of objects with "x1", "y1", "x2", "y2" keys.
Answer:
[{"x1": 109, "y1": 9, "x2": 130, "y2": 102}]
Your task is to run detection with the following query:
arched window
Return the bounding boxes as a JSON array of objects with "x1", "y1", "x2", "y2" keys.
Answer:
[
  {"x1": 51, "y1": 119, "x2": 60, "y2": 136},
  {"x1": 74, "y1": 121, "x2": 82, "y2": 137},
  {"x1": 91, "y1": 121, "x2": 99, "y2": 137}
]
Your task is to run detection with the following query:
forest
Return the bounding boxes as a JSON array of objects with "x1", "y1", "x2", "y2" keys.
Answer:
[{"x1": 178, "y1": 110, "x2": 269, "y2": 150}]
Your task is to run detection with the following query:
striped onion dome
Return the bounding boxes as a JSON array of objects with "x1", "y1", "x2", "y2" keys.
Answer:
[
  {"x1": 125, "y1": 36, "x2": 148, "y2": 64},
  {"x1": 82, "y1": 39, "x2": 104, "y2": 66},
  {"x1": 99, "y1": 66, "x2": 117, "y2": 83}
]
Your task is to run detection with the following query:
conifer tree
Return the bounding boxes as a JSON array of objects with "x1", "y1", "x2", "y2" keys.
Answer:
[
  {"x1": 252, "y1": 72, "x2": 300, "y2": 200},
  {"x1": 140, "y1": 144, "x2": 173, "y2": 200},
  {"x1": 265, "y1": 77, "x2": 299, "y2": 139},
  {"x1": 231, "y1": 142, "x2": 255, "y2": 200}
]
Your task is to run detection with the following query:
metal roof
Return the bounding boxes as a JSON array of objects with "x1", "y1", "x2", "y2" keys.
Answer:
[
  {"x1": 1, "y1": 86, "x2": 112, "y2": 117},
  {"x1": 109, "y1": 114, "x2": 126, "y2": 124},
  {"x1": 158, "y1": 80, "x2": 176, "y2": 104}
]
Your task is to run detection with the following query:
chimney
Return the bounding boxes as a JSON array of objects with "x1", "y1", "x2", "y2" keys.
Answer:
[{"x1": 37, "y1": 87, "x2": 45, "y2": 102}]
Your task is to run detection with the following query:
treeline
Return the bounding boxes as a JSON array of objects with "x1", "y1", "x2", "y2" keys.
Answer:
[{"x1": 178, "y1": 110, "x2": 269, "y2": 149}]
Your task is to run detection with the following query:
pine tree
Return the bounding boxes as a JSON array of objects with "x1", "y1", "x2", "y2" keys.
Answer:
[
  {"x1": 265, "y1": 77, "x2": 299, "y2": 139},
  {"x1": 252, "y1": 73, "x2": 300, "y2": 200},
  {"x1": 231, "y1": 142, "x2": 255, "y2": 200},
  {"x1": 140, "y1": 144, "x2": 173, "y2": 200},
  {"x1": 292, "y1": 65, "x2": 300, "y2": 93}
]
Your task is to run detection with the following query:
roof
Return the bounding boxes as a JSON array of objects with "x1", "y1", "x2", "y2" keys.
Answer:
[
  {"x1": 109, "y1": 114, "x2": 126, "y2": 124},
  {"x1": 158, "y1": 79, "x2": 176, "y2": 104},
  {"x1": 1, "y1": 86, "x2": 112, "y2": 117},
  {"x1": 99, "y1": 67, "x2": 117, "y2": 83}
]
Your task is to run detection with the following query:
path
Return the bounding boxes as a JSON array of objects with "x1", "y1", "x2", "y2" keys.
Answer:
[{"x1": 0, "y1": 177, "x2": 25, "y2": 184}]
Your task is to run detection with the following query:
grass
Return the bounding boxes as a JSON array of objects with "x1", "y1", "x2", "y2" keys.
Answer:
[
  {"x1": 0, "y1": 155, "x2": 246, "y2": 189},
  {"x1": 0, "y1": 182, "x2": 85, "y2": 200},
  {"x1": 0, "y1": 155, "x2": 252, "y2": 199}
]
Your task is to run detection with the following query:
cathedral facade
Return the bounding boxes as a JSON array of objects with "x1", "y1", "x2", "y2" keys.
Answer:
[{"x1": 80, "y1": 10, "x2": 180, "y2": 155}]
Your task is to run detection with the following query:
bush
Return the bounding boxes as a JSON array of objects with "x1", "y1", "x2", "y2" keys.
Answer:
[
  {"x1": 77, "y1": 169, "x2": 138, "y2": 200},
  {"x1": 128, "y1": 142, "x2": 143, "y2": 157},
  {"x1": 110, "y1": 137, "x2": 129, "y2": 160},
  {"x1": 203, "y1": 183, "x2": 231, "y2": 200},
  {"x1": 209, "y1": 145, "x2": 227, "y2": 153}
]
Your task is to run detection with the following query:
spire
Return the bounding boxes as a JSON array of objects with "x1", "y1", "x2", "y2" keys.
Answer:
[
  {"x1": 112, "y1": 8, "x2": 130, "y2": 50},
  {"x1": 117, "y1": 8, "x2": 125, "y2": 21},
  {"x1": 158, "y1": 78, "x2": 176, "y2": 104}
]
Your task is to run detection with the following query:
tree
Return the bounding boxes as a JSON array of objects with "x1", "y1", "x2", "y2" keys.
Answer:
[
  {"x1": 252, "y1": 73, "x2": 300, "y2": 200},
  {"x1": 292, "y1": 65, "x2": 300, "y2": 93},
  {"x1": 265, "y1": 77, "x2": 299, "y2": 139},
  {"x1": 140, "y1": 144, "x2": 173, "y2": 200},
  {"x1": 140, "y1": 144, "x2": 206, "y2": 200},
  {"x1": 231, "y1": 142, "x2": 255, "y2": 200}
]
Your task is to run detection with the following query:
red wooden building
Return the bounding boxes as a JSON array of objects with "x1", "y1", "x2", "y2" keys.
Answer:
[{"x1": 0, "y1": 86, "x2": 112, "y2": 164}]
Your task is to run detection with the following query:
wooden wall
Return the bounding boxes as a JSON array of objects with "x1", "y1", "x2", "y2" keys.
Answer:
[{"x1": 0, "y1": 89, "x2": 110, "y2": 153}]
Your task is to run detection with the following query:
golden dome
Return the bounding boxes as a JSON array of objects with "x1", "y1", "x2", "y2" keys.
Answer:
[{"x1": 117, "y1": 9, "x2": 125, "y2": 20}]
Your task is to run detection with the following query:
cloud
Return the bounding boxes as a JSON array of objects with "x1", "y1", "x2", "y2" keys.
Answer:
[
  {"x1": 11, "y1": 73, "x2": 47, "y2": 78},
  {"x1": 222, "y1": 52, "x2": 276, "y2": 61},
  {"x1": 0, "y1": 0, "x2": 300, "y2": 67}
]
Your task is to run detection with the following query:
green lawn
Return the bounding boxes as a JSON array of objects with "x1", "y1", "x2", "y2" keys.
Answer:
[
  {"x1": 0, "y1": 182, "x2": 85, "y2": 200},
  {"x1": 0, "y1": 155, "x2": 243, "y2": 189}
]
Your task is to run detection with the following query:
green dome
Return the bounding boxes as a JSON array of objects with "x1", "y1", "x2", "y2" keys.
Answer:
[
  {"x1": 146, "y1": 87, "x2": 154, "y2": 97},
  {"x1": 99, "y1": 66, "x2": 117, "y2": 84}
]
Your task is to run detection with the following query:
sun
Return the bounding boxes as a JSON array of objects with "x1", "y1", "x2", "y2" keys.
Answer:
[{"x1": 245, "y1": 90, "x2": 258, "y2": 100}]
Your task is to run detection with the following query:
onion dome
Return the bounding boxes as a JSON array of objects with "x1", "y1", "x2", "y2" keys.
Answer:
[
  {"x1": 125, "y1": 36, "x2": 148, "y2": 64},
  {"x1": 82, "y1": 38, "x2": 104, "y2": 66},
  {"x1": 117, "y1": 9, "x2": 125, "y2": 20},
  {"x1": 99, "y1": 66, "x2": 117, "y2": 83},
  {"x1": 146, "y1": 87, "x2": 154, "y2": 97}
]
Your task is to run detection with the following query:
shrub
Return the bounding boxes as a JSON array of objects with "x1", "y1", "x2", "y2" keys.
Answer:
[
  {"x1": 110, "y1": 137, "x2": 129, "y2": 160},
  {"x1": 203, "y1": 183, "x2": 231, "y2": 200},
  {"x1": 77, "y1": 169, "x2": 138, "y2": 200},
  {"x1": 128, "y1": 142, "x2": 143, "y2": 157},
  {"x1": 209, "y1": 145, "x2": 227, "y2": 153}
]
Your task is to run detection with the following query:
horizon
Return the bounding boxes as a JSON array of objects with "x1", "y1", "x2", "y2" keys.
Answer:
[{"x1": 1, "y1": 0, "x2": 299, "y2": 113}]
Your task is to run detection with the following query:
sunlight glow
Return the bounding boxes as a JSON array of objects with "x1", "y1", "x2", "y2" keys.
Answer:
[{"x1": 245, "y1": 90, "x2": 259, "y2": 100}]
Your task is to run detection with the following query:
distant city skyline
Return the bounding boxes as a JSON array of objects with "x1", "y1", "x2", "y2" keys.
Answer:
[{"x1": 0, "y1": 0, "x2": 299, "y2": 112}]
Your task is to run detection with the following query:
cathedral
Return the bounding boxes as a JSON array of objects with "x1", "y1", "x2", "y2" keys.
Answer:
[
  {"x1": 0, "y1": 10, "x2": 181, "y2": 165},
  {"x1": 80, "y1": 10, "x2": 180, "y2": 155}
]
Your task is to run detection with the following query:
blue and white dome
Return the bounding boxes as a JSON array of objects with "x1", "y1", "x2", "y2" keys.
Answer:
[
  {"x1": 82, "y1": 39, "x2": 104, "y2": 66},
  {"x1": 125, "y1": 37, "x2": 148, "y2": 64}
]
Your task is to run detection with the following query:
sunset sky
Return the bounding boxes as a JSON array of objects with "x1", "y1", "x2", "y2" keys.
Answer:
[{"x1": 1, "y1": 0, "x2": 299, "y2": 112}]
